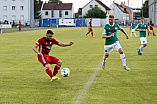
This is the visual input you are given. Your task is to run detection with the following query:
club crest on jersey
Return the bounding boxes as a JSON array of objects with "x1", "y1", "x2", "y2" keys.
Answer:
[
  {"x1": 115, "y1": 27, "x2": 118, "y2": 30},
  {"x1": 50, "y1": 42, "x2": 52, "y2": 45}
]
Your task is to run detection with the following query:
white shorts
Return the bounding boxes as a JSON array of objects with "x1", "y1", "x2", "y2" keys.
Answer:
[
  {"x1": 140, "y1": 37, "x2": 147, "y2": 44},
  {"x1": 104, "y1": 41, "x2": 122, "y2": 55},
  {"x1": 132, "y1": 29, "x2": 135, "y2": 33}
]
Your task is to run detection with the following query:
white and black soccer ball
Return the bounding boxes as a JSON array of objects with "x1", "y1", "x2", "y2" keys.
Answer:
[{"x1": 61, "y1": 68, "x2": 70, "y2": 77}]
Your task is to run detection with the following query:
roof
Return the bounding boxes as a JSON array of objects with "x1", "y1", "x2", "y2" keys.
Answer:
[
  {"x1": 83, "y1": 0, "x2": 110, "y2": 10},
  {"x1": 114, "y1": 3, "x2": 128, "y2": 13},
  {"x1": 42, "y1": 3, "x2": 73, "y2": 10},
  {"x1": 95, "y1": 0, "x2": 111, "y2": 10},
  {"x1": 78, "y1": 8, "x2": 82, "y2": 15}
]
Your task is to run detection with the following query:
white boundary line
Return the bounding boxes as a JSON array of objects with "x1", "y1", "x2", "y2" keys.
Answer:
[{"x1": 71, "y1": 60, "x2": 102, "y2": 104}]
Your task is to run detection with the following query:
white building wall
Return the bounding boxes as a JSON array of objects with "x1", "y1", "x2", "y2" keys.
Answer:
[
  {"x1": 82, "y1": 0, "x2": 107, "y2": 17},
  {"x1": 42, "y1": 10, "x2": 73, "y2": 18},
  {"x1": 0, "y1": 0, "x2": 30, "y2": 24},
  {"x1": 149, "y1": 0, "x2": 157, "y2": 26}
]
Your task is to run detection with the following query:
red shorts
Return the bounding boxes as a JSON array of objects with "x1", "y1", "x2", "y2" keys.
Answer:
[
  {"x1": 38, "y1": 54, "x2": 59, "y2": 66},
  {"x1": 89, "y1": 28, "x2": 93, "y2": 31},
  {"x1": 150, "y1": 26, "x2": 153, "y2": 30}
]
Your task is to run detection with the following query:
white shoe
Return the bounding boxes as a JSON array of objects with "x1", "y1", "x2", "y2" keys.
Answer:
[
  {"x1": 102, "y1": 62, "x2": 106, "y2": 69},
  {"x1": 124, "y1": 66, "x2": 131, "y2": 71}
]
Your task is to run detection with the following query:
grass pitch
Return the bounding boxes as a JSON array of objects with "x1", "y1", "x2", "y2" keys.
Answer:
[{"x1": 0, "y1": 27, "x2": 157, "y2": 104}]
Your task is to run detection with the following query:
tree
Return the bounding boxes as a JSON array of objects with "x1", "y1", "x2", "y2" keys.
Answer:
[
  {"x1": 140, "y1": 0, "x2": 148, "y2": 18},
  {"x1": 48, "y1": 0, "x2": 62, "y2": 3},
  {"x1": 34, "y1": 0, "x2": 41, "y2": 19},
  {"x1": 84, "y1": 7, "x2": 107, "y2": 18}
]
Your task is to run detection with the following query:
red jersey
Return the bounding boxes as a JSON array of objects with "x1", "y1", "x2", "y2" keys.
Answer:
[
  {"x1": 89, "y1": 21, "x2": 92, "y2": 28},
  {"x1": 36, "y1": 37, "x2": 59, "y2": 55},
  {"x1": 150, "y1": 20, "x2": 152, "y2": 26}
]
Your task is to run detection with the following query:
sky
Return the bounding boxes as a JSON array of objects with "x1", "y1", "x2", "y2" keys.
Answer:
[{"x1": 42, "y1": 0, "x2": 146, "y2": 13}]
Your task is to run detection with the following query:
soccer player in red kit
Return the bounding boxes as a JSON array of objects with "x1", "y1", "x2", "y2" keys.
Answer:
[
  {"x1": 85, "y1": 19, "x2": 95, "y2": 37},
  {"x1": 148, "y1": 18, "x2": 156, "y2": 36},
  {"x1": 32, "y1": 30, "x2": 74, "y2": 82}
]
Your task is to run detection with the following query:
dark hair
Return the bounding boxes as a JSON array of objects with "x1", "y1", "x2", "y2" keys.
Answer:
[{"x1": 47, "y1": 30, "x2": 54, "y2": 35}]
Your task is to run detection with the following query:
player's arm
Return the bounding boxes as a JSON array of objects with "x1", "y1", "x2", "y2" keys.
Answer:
[
  {"x1": 102, "y1": 34, "x2": 114, "y2": 38},
  {"x1": 135, "y1": 24, "x2": 142, "y2": 31},
  {"x1": 32, "y1": 44, "x2": 42, "y2": 56},
  {"x1": 119, "y1": 26, "x2": 129, "y2": 39},
  {"x1": 102, "y1": 28, "x2": 114, "y2": 38},
  {"x1": 58, "y1": 41, "x2": 74, "y2": 47}
]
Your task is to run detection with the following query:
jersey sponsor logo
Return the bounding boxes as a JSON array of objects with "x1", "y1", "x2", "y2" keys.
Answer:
[{"x1": 109, "y1": 30, "x2": 116, "y2": 33}]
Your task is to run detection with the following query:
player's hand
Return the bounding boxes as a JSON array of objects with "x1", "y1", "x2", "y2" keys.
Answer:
[
  {"x1": 110, "y1": 34, "x2": 114, "y2": 37},
  {"x1": 38, "y1": 52, "x2": 43, "y2": 56},
  {"x1": 126, "y1": 34, "x2": 129, "y2": 39},
  {"x1": 69, "y1": 41, "x2": 74, "y2": 45}
]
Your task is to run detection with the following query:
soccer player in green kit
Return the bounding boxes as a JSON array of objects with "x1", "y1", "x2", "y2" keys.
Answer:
[
  {"x1": 102, "y1": 15, "x2": 131, "y2": 71},
  {"x1": 135, "y1": 17, "x2": 151, "y2": 55},
  {"x1": 130, "y1": 20, "x2": 138, "y2": 37}
]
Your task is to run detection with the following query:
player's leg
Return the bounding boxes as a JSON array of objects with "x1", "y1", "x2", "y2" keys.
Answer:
[
  {"x1": 133, "y1": 29, "x2": 137, "y2": 37},
  {"x1": 138, "y1": 37, "x2": 147, "y2": 55},
  {"x1": 38, "y1": 54, "x2": 53, "y2": 78},
  {"x1": 91, "y1": 29, "x2": 94, "y2": 37},
  {"x1": 130, "y1": 31, "x2": 133, "y2": 37},
  {"x1": 85, "y1": 29, "x2": 90, "y2": 37},
  {"x1": 102, "y1": 45, "x2": 112, "y2": 69},
  {"x1": 49, "y1": 56, "x2": 62, "y2": 76},
  {"x1": 114, "y1": 43, "x2": 130, "y2": 70},
  {"x1": 152, "y1": 29, "x2": 156, "y2": 36}
]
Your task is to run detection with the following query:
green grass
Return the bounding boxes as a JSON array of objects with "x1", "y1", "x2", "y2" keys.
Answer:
[{"x1": 0, "y1": 27, "x2": 157, "y2": 104}]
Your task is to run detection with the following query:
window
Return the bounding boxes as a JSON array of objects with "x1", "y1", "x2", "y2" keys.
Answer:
[
  {"x1": 156, "y1": 3, "x2": 157, "y2": 12},
  {"x1": 59, "y1": 10, "x2": 62, "y2": 17},
  {"x1": 51, "y1": 11, "x2": 54, "y2": 17},
  {"x1": 152, "y1": 7, "x2": 153, "y2": 12},
  {"x1": 12, "y1": 15, "x2": 16, "y2": 20},
  {"x1": 12, "y1": 6, "x2": 15, "y2": 10},
  {"x1": 20, "y1": 6, "x2": 24, "y2": 10},
  {"x1": 12, "y1": 0, "x2": 15, "y2": 1},
  {"x1": 90, "y1": 5, "x2": 93, "y2": 8},
  {"x1": 45, "y1": 11, "x2": 48, "y2": 15},
  {"x1": 3, "y1": 6, "x2": 7, "y2": 11},
  {"x1": 3, "y1": 15, "x2": 7, "y2": 21},
  {"x1": 95, "y1": 5, "x2": 98, "y2": 7},
  {"x1": 20, "y1": 15, "x2": 24, "y2": 21},
  {"x1": 65, "y1": 11, "x2": 68, "y2": 15}
]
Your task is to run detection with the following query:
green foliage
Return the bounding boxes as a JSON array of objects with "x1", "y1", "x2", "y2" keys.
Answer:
[
  {"x1": 140, "y1": 0, "x2": 148, "y2": 18},
  {"x1": 48, "y1": 0, "x2": 62, "y2": 3},
  {"x1": 0, "y1": 27, "x2": 157, "y2": 103},
  {"x1": 84, "y1": 7, "x2": 107, "y2": 18}
]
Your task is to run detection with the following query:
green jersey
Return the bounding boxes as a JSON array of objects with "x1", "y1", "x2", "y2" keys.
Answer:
[
  {"x1": 136, "y1": 23, "x2": 148, "y2": 37},
  {"x1": 102, "y1": 23, "x2": 121, "y2": 45},
  {"x1": 131, "y1": 22, "x2": 135, "y2": 29}
]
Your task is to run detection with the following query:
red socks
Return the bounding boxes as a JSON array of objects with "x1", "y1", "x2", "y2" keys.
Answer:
[
  {"x1": 45, "y1": 67, "x2": 53, "y2": 78},
  {"x1": 53, "y1": 65, "x2": 61, "y2": 76},
  {"x1": 45, "y1": 65, "x2": 61, "y2": 78}
]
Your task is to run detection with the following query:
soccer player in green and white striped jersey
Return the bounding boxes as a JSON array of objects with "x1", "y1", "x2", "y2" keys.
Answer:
[
  {"x1": 102, "y1": 15, "x2": 131, "y2": 71},
  {"x1": 130, "y1": 20, "x2": 138, "y2": 37}
]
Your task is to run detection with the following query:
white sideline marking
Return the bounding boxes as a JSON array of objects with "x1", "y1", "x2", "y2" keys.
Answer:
[{"x1": 71, "y1": 60, "x2": 102, "y2": 104}]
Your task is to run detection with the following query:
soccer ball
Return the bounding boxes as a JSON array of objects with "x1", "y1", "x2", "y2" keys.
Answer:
[{"x1": 61, "y1": 68, "x2": 70, "y2": 77}]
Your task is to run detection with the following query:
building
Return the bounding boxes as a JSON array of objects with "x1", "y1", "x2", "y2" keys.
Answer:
[
  {"x1": 132, "y1": 8, "x2": 141, "y2": 20},
  {"x1": 149, "y1": 0, "x2": 157, "y2": 26},
  {"x1": 80, "y1": 0, "x2": 110, "y2": 17},
  {"x1": 119, "y1": 2, "x2": 133, "y2": 20},
  {"x1": 42, "y1": 3, "x2": 74, "y2": 18},
  {"x1": 110, "y1": 2, "x2": 129, "y2": 25},
  {"x1": 0, "y1": 0, "x2": 31, "y2": 25}
]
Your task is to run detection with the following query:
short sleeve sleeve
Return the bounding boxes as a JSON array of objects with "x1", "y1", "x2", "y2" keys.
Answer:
[
  {"x1": 102, "y1": 25, "x2": 107, "y2": 34},
  {"x1": 36, "y1": 38, "x2": 43, "y2": 46},
  {"x1": 136, "y1": 23, "x2": 139, "y2": 29},
  {"x1": 117, "y1": 24, "x2": 121, "y2": 30},
  {"x1": 52, "y1": 38, "x2": 59, "y2": 44}
]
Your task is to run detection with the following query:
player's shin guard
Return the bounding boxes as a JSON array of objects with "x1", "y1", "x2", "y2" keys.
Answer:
[
  {"x1": 53, "y1": 64, "x2": 61, "y2": 76},
  {"x1": 45, "y1": 67, "x2": 53, "y2": 78},
  {"x1": 120, "y1": 54, "x2": 126, "y2": 66}
]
